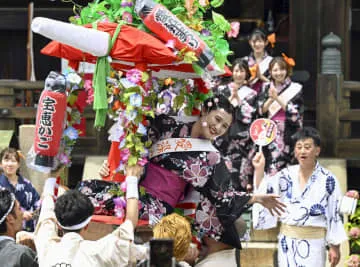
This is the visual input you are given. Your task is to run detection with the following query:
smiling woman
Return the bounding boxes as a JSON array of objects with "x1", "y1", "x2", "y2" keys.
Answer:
[
  {"x1": 257, "y1": 56, "x2": 303, "y2": 177},
  {"x1": 0, "y1": 148, "x2": 40, "y2": 232}
]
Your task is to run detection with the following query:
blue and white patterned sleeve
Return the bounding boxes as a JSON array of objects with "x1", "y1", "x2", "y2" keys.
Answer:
[
  {"x1": 325, "y1": 174, "x2": 348, "y2": 245},
  {"x1": 252, "y1": 172, "x2": 280, "y2": 230}
]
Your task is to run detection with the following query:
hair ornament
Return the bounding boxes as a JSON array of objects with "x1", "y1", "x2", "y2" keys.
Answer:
[
  {"x1": 282, "y1": 53, "x2": 296, "y2": 67},
  {"x1": 16, "y1": 150, "x2": 25, "y2": 160},
  {"x1": 267, "y1": 33, "x2": 276, "y2": 48}
]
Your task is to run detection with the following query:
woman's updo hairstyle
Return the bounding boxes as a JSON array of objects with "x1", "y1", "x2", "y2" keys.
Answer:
[
  {"x1": 248, "y1": 28, "x2": 267, "y2": 42},
  {"x1": 203, "y1": 94, "x2": 234, "y2": 120}
]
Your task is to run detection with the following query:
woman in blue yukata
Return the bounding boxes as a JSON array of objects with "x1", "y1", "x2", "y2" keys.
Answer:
[
  {"x1": 252, "y1": 127, "x2": 347, "y2": 267},
  {"x1": 0, "y1": 148, "x2": 40, "y2": 231}
]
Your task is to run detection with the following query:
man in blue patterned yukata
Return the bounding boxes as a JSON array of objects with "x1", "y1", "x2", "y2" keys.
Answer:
[
  {"x1": 252, "y1": 127, "x2": 347, "y2": 267},
  {"x1": 0, "y1": 148, "x2": 40, "y2": 231}
]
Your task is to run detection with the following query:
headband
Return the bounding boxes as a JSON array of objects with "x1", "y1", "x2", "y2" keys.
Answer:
[
  {"x1": 57, "y1": 216, "x2": 92, "y2": 231},
  {"x1": 0, "y1": 193, "x2": 15, "y2": 224}
]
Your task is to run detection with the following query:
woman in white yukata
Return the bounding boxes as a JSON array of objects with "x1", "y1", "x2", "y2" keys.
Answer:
[{"x1": 252, "y1": 127, "x2": 347, "y2": 267}]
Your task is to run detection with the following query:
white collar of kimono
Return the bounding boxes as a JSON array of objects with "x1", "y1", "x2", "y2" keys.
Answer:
[
  {"x1": 0, "y1": 193, "x2": 15, "y2": 224},
  {"x1": 57, "y1": 216, "x2": 92, "y2": 231},
  {"x1": 0, "y1": 235, "x2": 14, "y2": 242}
]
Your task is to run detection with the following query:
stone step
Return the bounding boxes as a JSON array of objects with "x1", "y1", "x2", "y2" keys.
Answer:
[{"x1": 240, "y1": 242, "x2": 278, "y2": 267}]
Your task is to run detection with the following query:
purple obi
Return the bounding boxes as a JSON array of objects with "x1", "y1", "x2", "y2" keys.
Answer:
[{"x1": 140, "y1": 163, "x2": 187, "y2": 207}]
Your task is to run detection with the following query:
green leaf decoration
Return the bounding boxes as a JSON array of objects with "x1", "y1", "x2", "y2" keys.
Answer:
[
  {"x1": 212, "y1": 11, "x2": 231, "y2": 32},
  {"x1": 210, "y1": 0, "x2": 224, "y2": 8}
]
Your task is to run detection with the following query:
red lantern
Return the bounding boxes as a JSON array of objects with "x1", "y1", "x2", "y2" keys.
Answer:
[
  {"x1": 136, "y1": 0, "x2": 214, "y2": 69},
  {"x1": 34, "y1": 71, "x2": 67, "y2": 167}
]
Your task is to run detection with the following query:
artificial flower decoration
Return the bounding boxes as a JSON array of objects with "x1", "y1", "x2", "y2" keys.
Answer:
[
  {"x1": 249, "y1": 64, "x2": 258, "y2": 80},
  {"x1": 122, "y1": 11, "x2": 133, "y2": 24},
  {"x1": 345, "y1": 254, "x2": 360, "y2": 267},
  {"x1": 227, "y1": 22, "x2": 240, "y2": 39},
  {"x1": 126, "y1": 69, "x2": 142, "y2": 84},
  {"x1": 282, "y1": 53, "x2": 296, "y2": 67},
  {"x1": 63, "y1": 126, "x2": 79, "y2": 141},
  {"x1": 267, "y1": 33, "x2": 276, "y2": 48}
]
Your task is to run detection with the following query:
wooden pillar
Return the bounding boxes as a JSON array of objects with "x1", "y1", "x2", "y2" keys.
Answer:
[
  {"x1": 0, "y1": 87, "x2": 15, "y2": 130},
  {"x1": 289, "y1": 0, "x2": 321, "y2": 111},
  {"x1": 316, "y1": 74, "x2": 341, "y2": 157}
]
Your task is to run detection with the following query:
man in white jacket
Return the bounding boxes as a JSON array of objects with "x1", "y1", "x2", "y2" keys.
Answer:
[{"x1": 34, "y1": 165, "x2": 143, "y2": 267}]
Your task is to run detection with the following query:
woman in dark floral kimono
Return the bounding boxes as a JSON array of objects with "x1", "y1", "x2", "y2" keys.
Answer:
[
  {"x1": 138, "y1": 94, "x2": 284, "y2": 248},
  {"x1": 98, "y1": 95, "x2": 285, "y2": 249},
  {"x1": 257, "y1": 57, "x2": 303, "y2": 177},
  {"x1": 214, "y1": 58, "x2": 258, "y2": 192},
  {"x1": 244, "y1": 28, "x2": 273, "y2": 94}
]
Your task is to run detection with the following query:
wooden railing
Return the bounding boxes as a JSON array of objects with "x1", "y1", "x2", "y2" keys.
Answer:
[
  {"x1": 317, "y1": 75, "x2": 360, "y2": 159},
  {"x1": 0, "y1": 80, "x2": 109, "y2": 164}
]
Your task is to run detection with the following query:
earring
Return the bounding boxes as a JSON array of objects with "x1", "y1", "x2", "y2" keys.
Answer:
[{"x1": 202, "y1": 120, "x2": 208, "y2": 127}]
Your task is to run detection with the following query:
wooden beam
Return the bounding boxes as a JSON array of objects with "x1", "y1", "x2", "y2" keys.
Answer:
[
  {"x1": 3, "y1": 107, "x2": 95, "y2": 119},
  {"x1": 337, "y1": 138, "x2": 360, "y2": 159},
  {"x1": 0, "y1": 80, "x2": 44, "y2": 89},
  {"x1": 339, "y1": 109, "x2": 360, "y2": 122},
  {"x1": 352, "y1": 9, "x2": 360, "y2": 32},
  {"x1": 0, "y1": 8, "x2": 72, "y2": 30}
]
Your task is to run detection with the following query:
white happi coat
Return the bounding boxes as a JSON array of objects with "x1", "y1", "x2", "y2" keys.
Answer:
[
  {"x1": 34, "y1": 196, "x2": 135, "y2": 267},
  {"x1": 253, "y1": 163, "x2": 347, "y2": 267}
]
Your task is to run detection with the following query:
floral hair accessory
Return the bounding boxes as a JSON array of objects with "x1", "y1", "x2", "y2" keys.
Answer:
[
  {"x1": 16, "y1": 150, "x2": 25, "y2": 160},
  {"x1": 249, "y1": 64, "x2": 258, "y2": 80},
  {"x1": 282, "y1": 53, "x2": 296, "y2": 67},
  {"x1": 267, "y1": 33, "x2": 276, "y2": 48}
]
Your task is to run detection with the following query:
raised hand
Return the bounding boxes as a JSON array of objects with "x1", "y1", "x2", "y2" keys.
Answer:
[
  {"x1": 269, "y1": 86, "x2": 278, "y2": 99},
  {"x1": 99, "y1": 160, "x2": 110, "y2": 177},
  {"x1": 252, "y1": 152, "x2": 265, "y2": 170},
  {"x1": 255, "y1": 194, "x2": 286, "y2": 216}
]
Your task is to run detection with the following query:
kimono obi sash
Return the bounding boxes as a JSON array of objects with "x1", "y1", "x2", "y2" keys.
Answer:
[
  {"x1": 144, "y1": 138, "x2": 218, "y2": 207},
  {"x1": 280, "y1": 224, "x2": 326, "y2": 239},
  {"x1": 140, "y1": 163, "x2": 186, "y2": 207},
  {"x1": 269, "y1": 82, "x2": 302, "y2": 119},
  {"x1": 149, "y1": 138, "x2": 218, "y2": 158},
  {"x1": 271, "y1": 109, "x2": 286, "y2": 121}
]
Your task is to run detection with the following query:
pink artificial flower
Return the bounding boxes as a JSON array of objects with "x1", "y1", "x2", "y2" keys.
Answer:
[
  {"x1": 120, "y1": 181, "x2": 127, "y2": 192},
  {"x1": 58, "y1": 153, "x2": 71, "y2": 166},
  {"x1": 227, "y1": 22, "x2": 240, "y2": 38},
  {"x1": 126, "y1": 69, "x2": 142, "y2": 84},
  {"x1": 137, "y1": 158, "x2": 148, "y2": 166},
  {"x1": 349, "y1": 227, "x2": 360, "y2": 239},
  {"x1": 122, "y1": 11, "x2": 133, "y2": 24},
  {"x1": 346, "y1": 190, "x2": 360, "y2": 199},
  {"x1": 120, "y1": 148, "x2": 131, "y2": 162},
  {"x1": 345, "y1": 254, "x2": 360, "y2": 267},
  {"x1": 84, "y1": 79, "x2": 94, "y2": 105}
]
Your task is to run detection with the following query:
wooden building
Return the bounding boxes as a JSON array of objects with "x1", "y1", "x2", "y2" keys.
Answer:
[{"x1": 0, "y1": 0, "x2": 358, "y2": 189}]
